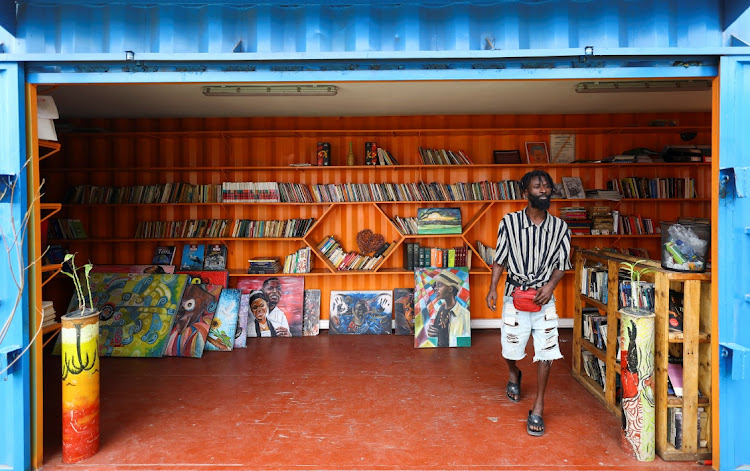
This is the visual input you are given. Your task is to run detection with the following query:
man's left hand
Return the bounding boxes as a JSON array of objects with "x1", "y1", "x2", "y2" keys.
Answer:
[{"x1": 533, "y1": 284, "x2": 554, "y2": 305}]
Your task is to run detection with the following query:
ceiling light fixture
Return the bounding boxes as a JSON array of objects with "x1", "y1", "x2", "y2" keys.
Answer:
[
  {"x1": 575, "y1": 80, "x2": 711, "y2": 93},
  {"x1": 202, "y1": 84, "x2": 338, "y2": 97}
]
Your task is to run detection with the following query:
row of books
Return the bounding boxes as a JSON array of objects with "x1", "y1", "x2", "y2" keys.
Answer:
[
  {"x1": 403, "y1": 243, "x2": 472, "y2": 270},
  {"x1": 582, "y1": 308, "x2": 608, "y2": 351},
  {"x1": 581, "y1": 350, "x2": 607, "y2": 390},
  {"x1": 390, "y1": 215, "x2": 419, "y2": 235},
  {"x1": 48, "y1": 218, "x2": 87, "y2": 239},
  {"x1": 41, "y1": 300, "x2": 57, "y2": 327},
  {"x1": 667, "y1": 407, "x2": 709, "y2": 450},
  {"x1": 608, "y1": 177, "x2": 698, "y2": 199},
  {"x1": 475, "y1": 240, "x2": 495, "y2": 267},
  {"x1": 372, "y1": 145, "x2": 400, "y2": 165},
  {"x1": 618, "y1": 279, "x2": 655, "y2": 311},
  {"x1": 65, "y1": 183, "x2": 223, "y2": 205},
  {"x1": 231, "y1": 218, "x2": 316, "y2": 238},
  {"x1": 317, "y1": 236, "x2": 392, "y2": 271},
  {"x1": 418, "y1": 147, "x2": 473, "y2": 165},
  {"x1": 580, "y1": 264, "x2": 609, "y2": 304},
  {"x1": 134, "y1": 219, "x2": 231, "y2": 239},
  {"x1": 310, "y1": 180, "x2": 525, "y2": 203},
  {"x1": 283, "y1": 247, "x2": 312, "y2": 274}
]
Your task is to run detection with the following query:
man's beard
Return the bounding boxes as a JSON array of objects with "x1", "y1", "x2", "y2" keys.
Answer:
[{"x1": 529, "y1": 194, "x2": 551, "y2": 210}]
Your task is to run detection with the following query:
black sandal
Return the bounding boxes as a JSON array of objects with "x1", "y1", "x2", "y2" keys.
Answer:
[
  {"x1": 527, "y1": 410, "x2": 545, "y2": 437},
  {"x1": 506, "y1": 370, "x2": 522, "y2": 402}
]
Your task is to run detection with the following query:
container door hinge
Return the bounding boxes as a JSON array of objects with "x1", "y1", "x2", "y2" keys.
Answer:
[
  {"x1": 720, "y1": 342, "x2": 750, "y2": 380},
  {"x1": 0, "y1": 344, "x2": 21, "y2": 381}
]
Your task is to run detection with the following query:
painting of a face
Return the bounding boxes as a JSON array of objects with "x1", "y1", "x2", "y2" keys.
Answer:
[
  {"x1": 251, "y1": 297, "x2": 268, "y2": 321},
  {"x1": 263, "y1": 279, "x2": 283, "y2": 307}
]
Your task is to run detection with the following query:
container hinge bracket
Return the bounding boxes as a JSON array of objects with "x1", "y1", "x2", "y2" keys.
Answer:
[
  {"x1": 720, "y1": 342, "x2": 750, "y2": 380},
  {"x1": 0, "y1": 344, "x2": 22, "y2": 381}
]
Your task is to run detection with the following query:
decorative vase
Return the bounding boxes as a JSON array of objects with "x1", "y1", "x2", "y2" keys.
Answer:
[
  {"x1": 61, "y1": 308, "x2": 100, "y2": 463},
  {"x1": 619, "y1": 307, "x2": 656, "y2": 461},
  {"x1": 347, "y1": 141, "x2": 356, "y2": 166}
]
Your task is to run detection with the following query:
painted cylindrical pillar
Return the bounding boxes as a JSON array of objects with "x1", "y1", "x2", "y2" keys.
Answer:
[
  {"x1": 61, "y1": 309, "x2": 100, "y2": 463},
  {"x1": 620, "y1": 308, "x2": 656, "y2": 461}
]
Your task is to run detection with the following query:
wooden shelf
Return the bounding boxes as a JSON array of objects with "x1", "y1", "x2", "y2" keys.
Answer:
[
  {"x1": 580, "y1": 294, "x2": 607, "y2": 311},
  {"x1": 573, "y1": 248, "x2": 713, "y2": 461},
  {"x1": 39, "y1": 203, "x2": 62, "y2": 222},
  {"x1": 58, "y1": 125, "x2": 711, "y2": 139},
  {"x1": 51, "y1": 237, "x2": 307, "y2": 243},
  {"x1": 38, "y1": 140, "x2": 61, "y2": 161},
  {"x1": 42, "y1": 161, "x2": 711, "y2": 173}
]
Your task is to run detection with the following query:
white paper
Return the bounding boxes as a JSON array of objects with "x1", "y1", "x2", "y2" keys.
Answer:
[
  {"x1": 38, "y1": 118, "x2": 58, "y2": 141},
  {"x1": 550, "y1": 133, "x2": 575, "y2": 163},
  {"x1": 37, "y1": 95, "x2": 59, "y2": 119}
]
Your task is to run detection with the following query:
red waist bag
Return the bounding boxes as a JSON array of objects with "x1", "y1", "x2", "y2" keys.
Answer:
[{"x1": 511, "y1": 287, "x2": 541, "y2": 312}]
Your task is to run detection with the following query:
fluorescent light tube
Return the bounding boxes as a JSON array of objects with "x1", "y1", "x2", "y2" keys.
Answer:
[
  {"x1": 575, "y1": 80, "x2": 711, "y2": 93},
  {"x1": 203, "y1": 85, "x2": 337, "y2": 97}
]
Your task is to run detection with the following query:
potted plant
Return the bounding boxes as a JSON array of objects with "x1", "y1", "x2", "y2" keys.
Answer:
[{"x1": 60, "y1": 253, "x2": 96, "y2": 318}]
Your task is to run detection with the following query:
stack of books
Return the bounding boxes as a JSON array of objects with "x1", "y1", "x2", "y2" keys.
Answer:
[
  {"x1": 247, "y1": 257, "x2": 282, "y2": 274},
  {"x1": 317, "y1": 236, "x2": 391, "y2": 271},
  {"x1": 41, "y1": 301, "x2": 57, "y2": 328},
  {"x1": 588, "y1": 206, "x2": 615, "y2": 235},
  {"x1": 560, "y1": 207, "x2": 591, "y2": 235},
  {"x1": 475, "y1": 241, "x2": 495, "y2": 267}
]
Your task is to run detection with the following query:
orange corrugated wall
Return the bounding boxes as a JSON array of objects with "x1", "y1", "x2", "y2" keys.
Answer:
[{"x1": 41, "y1": 112, "x2": 711, "y2": 321}]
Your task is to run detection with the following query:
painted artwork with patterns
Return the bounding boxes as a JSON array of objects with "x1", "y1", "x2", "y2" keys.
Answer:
[
  {"x1": 205, "y1": 289, "x2": 242, "y2": 351},
  {"x1": 329, "y1": 290, "x2": 392, "y2": 335},
  {"x1": 165, "y1": 284, "x2": 222, "y2": 358},
  {"x1": 237, "y1": 276, "x2": 305, "y2": 337},
  {"x1": 414, "y1": 268, "x2": 471, "y2": 348}
]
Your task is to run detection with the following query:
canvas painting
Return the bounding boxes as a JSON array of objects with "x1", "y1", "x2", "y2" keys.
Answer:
[
  {"x1": 92, "y1": 264, "x2": 175, "y2": 274},
  {"x1": 56, "y1": 273, "x2": 190, "y2": 355},
  {"x1": 414, "y1": 268, "x2": 471, "y2": 348},
  {"x1": 234, "y1": 293, "x2": 250, "y2": 348},
  {"x1": 165, "y1": 283, "x2": 222, "y2": 358},
  {"x1": 393, "y1": 288, "x2": 415, "y2": 335},
  {"x1": 416, "y1": 208, "x2": 462, "y2": 235},
  {"x1": 180, "y1": 243, "x2": 205, "y2": 270},
  {"x1": 98, "y1": 306, "x2": 173, "y2": 358},
  {"x1": 205, "y1": 288, "x2": 241, "y2": 351},
  {"x1": 329, "y1": 290, "x2": 392, "y2": 335},
  {"x1": 303, "y1": 289, "x2": 321, "y2": 336},
  {"x1": 562, "y1": 176, "x2": 586, "y2": 199},
  {"x1": 176, "y1": 270, "x2": 229, "y2": 288},
  {"x1": 237, "y1": 276, "x2": 305, "y2": 337}
]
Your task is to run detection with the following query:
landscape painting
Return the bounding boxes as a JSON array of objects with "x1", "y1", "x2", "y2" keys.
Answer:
[{"x1": 417, "y1": 208, "x2": 462, "y2": 235}]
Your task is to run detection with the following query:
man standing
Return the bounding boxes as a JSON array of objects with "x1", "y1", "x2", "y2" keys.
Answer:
[
  {"x1": 262, "y1": 277, "x2": 291, "y2": 337},
  {"x1": 427, "y1": 270, "x2": 470, "y2": 347},
  {"x1": 485, "y1": 170, "x2": 571, "y2": 437}
]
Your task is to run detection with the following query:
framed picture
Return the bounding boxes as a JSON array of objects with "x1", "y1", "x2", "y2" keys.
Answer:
[
  {"x1": 561, "y1": 176, "x2": 586, "y2": 199},
  {"x1": 493, "y1": 149, "x2": 522, "y2": 164},
  {"x1": 524, "y1": 142, "x2": 549, "y2": 164}
]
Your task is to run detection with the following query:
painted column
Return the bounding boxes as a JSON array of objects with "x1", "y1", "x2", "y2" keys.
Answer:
[
  {"x1": 61, "y1": 309, "x2": 100, "y2": 463},
  {"x1": 620, "y1": 309, "x2": 656, "y2": 461}
]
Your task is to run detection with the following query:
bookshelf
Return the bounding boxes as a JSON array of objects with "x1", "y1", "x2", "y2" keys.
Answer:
[
  {"x1": 38, "y1": 112, "x2": 711, "y2": 323},
  {"x1": 573, "y1": 248, "x2": 712, "y2": 461}
]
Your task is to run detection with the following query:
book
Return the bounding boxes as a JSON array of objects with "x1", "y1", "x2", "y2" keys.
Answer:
[
  {"x1": 203, "y1": 244, "x2": 228, "y2": 270},
  {"x1": 668, "y1": 291, "x2": 684, "y2": 332},
  {"x1": 151, "y1": 245, "x2": 176, "y2": 265},
  {"x1": 180, "y1": 244, "x2": 205, "y2": 270},
  {"x1": 667, "y1": 363, "x2": 684, "y2": 397}
]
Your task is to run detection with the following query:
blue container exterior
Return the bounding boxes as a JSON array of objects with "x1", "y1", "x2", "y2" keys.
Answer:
[{"x1": 1, "y1": 1, "x2": 750, "y2": 470}]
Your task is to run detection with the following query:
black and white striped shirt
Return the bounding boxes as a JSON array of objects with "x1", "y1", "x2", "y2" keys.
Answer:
[{"x1": 494, "y1": 209, "x2": 572, "y2": 296}]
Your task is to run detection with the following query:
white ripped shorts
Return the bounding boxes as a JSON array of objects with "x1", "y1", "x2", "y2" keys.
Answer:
[{"x1": 501, "y1": 296, "x2": 563, "y2": 362}]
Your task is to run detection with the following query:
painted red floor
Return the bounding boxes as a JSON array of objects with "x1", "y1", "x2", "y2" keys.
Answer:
[{"x1": 42, "y1": 330, "x2": 710, "y2": 470}]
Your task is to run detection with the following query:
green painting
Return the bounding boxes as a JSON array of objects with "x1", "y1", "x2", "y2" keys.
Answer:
[{"x1": 417, "y1": 208, "x2": 462, "y2": 235}]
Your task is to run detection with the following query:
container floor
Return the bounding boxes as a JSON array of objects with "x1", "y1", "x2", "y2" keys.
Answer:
[{"x1": 42, "y1": 329, "x2": 708, "y2": 470}]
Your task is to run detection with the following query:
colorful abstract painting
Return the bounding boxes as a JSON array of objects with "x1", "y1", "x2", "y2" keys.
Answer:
[
  {"x1": 92, "y1": 264, "x2": 175, "y2": 274},
  {"x1": 393, "y1": 288, "x2": 415, "y2": 335},
  {"x1": 165, "y1": 284, "x2": 222, "y2": 358},
  {"x1": 176, "y1": 270, "x2": 229, "y2": 288},
  {"x1": 56, "y1": 273, "x2": 190, "y2": 356},
  {"x1": 236, "y1": 276, "x2": 305, "y2": 337},
  {"x1": 98, "y1": 306, "x2": 173, "y2": 357},
  {"x1": 416, "y1": 208, "x2": 462, "y2": 235},
  {"x1": 329, "y1": 290, "x2": 392, "y2": 335},
  {"x1": 414, "y1": 268, "x2": 471, "y2": 348},
  {"x1": 234, "y1": 293, "x2": 250, "y2": 348},
  {"x1": 303, "y1": 289, "x2": 321, "y2": 336},
  {"x1": 205, "y1": 288, "x2": 241, "y2": 351}
]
